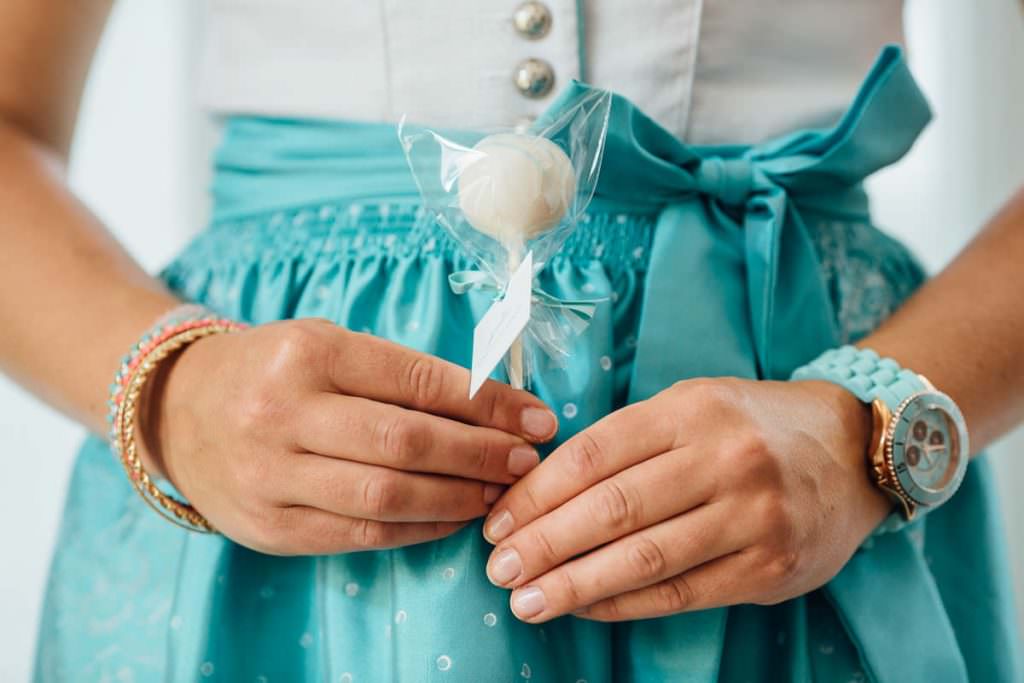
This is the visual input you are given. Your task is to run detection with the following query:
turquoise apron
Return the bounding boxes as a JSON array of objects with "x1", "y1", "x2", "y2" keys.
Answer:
[{"x1": 33, "y1": 46, "x2": 1020, "y2": 683}]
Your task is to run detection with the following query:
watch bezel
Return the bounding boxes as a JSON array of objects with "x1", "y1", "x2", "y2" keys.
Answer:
[{"x1": 884, "y1": 390, "x2": 969, "y2": 509}]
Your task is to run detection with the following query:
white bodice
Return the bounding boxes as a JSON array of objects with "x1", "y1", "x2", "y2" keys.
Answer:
[{"x1": 198, "y1": 0, "x2": 903, "y2": 144}]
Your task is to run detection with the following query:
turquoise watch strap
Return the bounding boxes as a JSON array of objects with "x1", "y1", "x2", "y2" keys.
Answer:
[
  {"x1": 791, "y1": 345, "x2": 925, "y2": 539},
  {"x1": 791, "y1": 345, "x2": 926, "y2": 409}
]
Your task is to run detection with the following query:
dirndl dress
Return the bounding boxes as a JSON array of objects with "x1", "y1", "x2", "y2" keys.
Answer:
[{"x1": 34, "y1": 46, "x2": 1021, "y2": 683}]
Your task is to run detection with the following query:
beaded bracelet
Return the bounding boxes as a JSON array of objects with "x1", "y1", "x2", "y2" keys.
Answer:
[{"x1": 107, "y1": 305, "x2": 247, "y2": 533}]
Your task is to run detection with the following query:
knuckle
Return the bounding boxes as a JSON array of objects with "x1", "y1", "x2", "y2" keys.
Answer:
[
  {"x1": 755, "y1": 497, "x2": 801, "y2": 585},
  {"x1": 565, "y1": 431, "x2": 605, "y2": 479},
  {"x1": 289, "y1": 515, "x2": 339, "y2": 556},
  {"x1": 625, "y1": 536, "x2": 669, "y2": 582},
  {"x1": 527, "y1": 527, "x2": 561, "y2": 566},
  {"x1": 235, "y1": 387, "x2": 285, "y2": 436},
  {"x1": 673, "y1": 377, "x2": 726, "y2": 404},
  {"x1": 352, "y1": 517, "x2": 393, "y2": 549},
  {"x1": 657, "y1": 575, "x2": 696, "y2": 613},
  {"x1": 724, "y1": 428, "x2": 780, "y2": 485},
  {"x1": 517, "y1": 480, "x2": 547, "y2": 517},
  {"x1": 481, "y1": 386, "x2": 504, "y2": 427},
  {"x1": 593, "y1": 596, "x2": 622, "y2": 622},
  {"x1": 763, "y1": 547, "x2": 802, "y2": 584},
  {"x1": 360, "y1": 472, "x2": 402, "y2": 518},
  {"x1": 375, "y1": 417, "x2": 422, "y2": 467},
  {"x1": 554, "y1": 569, "x2": 586, "y2": 609},
  {"x1": 404, "y1": 356, "x2": 444, "y2": 407},
  {"x1": 272, "y1": 322, "x2": 323, "y2": 369},
  {"x1": 739, "y1": 426, "x2": 770, "y2": 459},
  {"x1": 324, "y1": 330, "x2": 349, "y2": 385},
  {"x1": 469, "y1": 440, "x2": 493, "y2": 477},
  {"x1": 753, "y1": 592, "x2": 789, "y2": 607},
  {"x1": 248, "y1": 505, "x2": 291, "y2": 552},
  {"x1": 650, "y1": 409, "x2": 685, "y2": 449},
  {"x1": 590, "y1": 479, "x2": 641, "y2": 530},
  {"x1": 757, "y1": 493, "x2": 795, "y2": 541}
]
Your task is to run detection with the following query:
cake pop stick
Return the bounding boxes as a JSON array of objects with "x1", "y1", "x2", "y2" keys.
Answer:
[
  {"x1": 458, "y1": 134, "x2": 576, "y2": 389},
  {"x1": 504, "y1": 234, "x2": 526, "y2": 388}
]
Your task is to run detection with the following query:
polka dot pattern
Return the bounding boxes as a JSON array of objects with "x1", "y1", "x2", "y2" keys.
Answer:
[{"x1": 38, "y1": 195, "x2": 976, "y2": 683}]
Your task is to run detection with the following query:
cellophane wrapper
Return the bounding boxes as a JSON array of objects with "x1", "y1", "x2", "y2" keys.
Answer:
[{"x1": 399, "y1": 88, "x2": 612, "y2": 389}]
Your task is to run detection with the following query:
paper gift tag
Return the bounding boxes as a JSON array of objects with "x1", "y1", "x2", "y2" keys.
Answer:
[{"x1": 469, "y1": 251, "x2": 533, "y2": 398}]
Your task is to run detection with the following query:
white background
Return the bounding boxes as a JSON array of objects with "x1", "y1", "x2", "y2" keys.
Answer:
[{"x1": 1, "y1": 1, "x2": 1022, "y2": 681}]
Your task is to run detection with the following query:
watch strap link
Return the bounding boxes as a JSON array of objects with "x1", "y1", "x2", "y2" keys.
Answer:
[{"x1": 791, "y1": 345, "x2": 926, "y2": 409}]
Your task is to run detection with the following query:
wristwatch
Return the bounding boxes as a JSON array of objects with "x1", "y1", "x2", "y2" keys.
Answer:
[{"x1": 791, "y1": 345, "x2": 969, "y2": 525}]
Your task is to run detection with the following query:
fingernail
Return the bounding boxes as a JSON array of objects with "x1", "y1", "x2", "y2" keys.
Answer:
[
  {"x1": 483, "y1": 484, "x2": 504, "y2": 504},
  {"x1": 483, "y1": 509, "x2": 515, "y2": 544},
  {"x1": 507, "y1": 446, "x2": 539, "y2": 476},
  {"x1": 511, "y1": 586, "x2": 546, "y2": 619},
  {"x1": 521, "y1": 408, "x2": 557, "y2": 440},
  {"x1": 488, "y1": 548, "x2": 523, "y2": 585}
]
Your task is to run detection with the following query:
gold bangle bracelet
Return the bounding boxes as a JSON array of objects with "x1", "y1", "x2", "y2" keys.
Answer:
[{"x1": 114, "y1": 320, "x2": 244, "y2": 533}]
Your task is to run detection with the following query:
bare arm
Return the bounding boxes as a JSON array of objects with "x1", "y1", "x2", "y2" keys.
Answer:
[
  {"x1": 0, "y1": 0, "x2": 180, "y2": 435},
  {"x1": 864, "y1": 186, "x2": 1024, "y2": 452}
]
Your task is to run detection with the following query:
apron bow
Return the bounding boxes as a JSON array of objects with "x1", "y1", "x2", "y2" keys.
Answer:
[{"x1": 535, "y1": 46, "x2": 970, "y2": 683}]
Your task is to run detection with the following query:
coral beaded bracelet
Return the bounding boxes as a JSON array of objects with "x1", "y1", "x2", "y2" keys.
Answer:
[{"x1": 107, "y1": 304, "x2": 247, "y2": 533}]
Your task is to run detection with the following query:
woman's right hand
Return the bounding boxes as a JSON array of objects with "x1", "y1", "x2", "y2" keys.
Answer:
[{"x1": 141, "y1": 317, "x2": 559, "y2": 556}]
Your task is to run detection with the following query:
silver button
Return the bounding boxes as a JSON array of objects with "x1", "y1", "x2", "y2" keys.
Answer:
[
  {"x1": 513, "y1": 58, "x2": 555, "y2": 99},
  {"x1": 513, "y1": 1, "x2": 552, "y2": 39}
]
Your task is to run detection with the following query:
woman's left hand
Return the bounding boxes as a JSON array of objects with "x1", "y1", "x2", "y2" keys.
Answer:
[{"x1": 482, "y1": 377, "x2": 893, "y2": 623}]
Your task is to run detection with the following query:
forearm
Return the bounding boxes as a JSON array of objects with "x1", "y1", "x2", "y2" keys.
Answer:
[
  {"x1": 862, "y1": 187, "x2": 1024, "y2": 453},
  {"x1": 0, "y1": 119, "x2": 181, "y2": 435}
]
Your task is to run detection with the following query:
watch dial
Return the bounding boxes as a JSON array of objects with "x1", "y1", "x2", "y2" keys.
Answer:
[{"x1": 890, "y1": 393, "x2": 966, "y2": 505}]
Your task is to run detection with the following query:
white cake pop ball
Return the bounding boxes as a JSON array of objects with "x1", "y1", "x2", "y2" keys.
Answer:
[{"x1": 458, "y1": 133, "x2": 576, "y2": 244}]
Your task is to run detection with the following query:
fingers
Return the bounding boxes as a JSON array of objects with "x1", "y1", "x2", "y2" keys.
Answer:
[
  {"x1": 267, "y1": 506, "x2": 469, "y2": 556},
  {"x1": 326, "y1": 329, "x2": 558, "y2": 442},
  {"x1": 295, "y1": 393, "x2": 541, "y2": 484},
  {"x1": 278, "y1": 452, "x2": 502, "y2": 523},
  {"x1": 576, "y1": 551, "x2": 758, "y2": 622},
  {"x1": 484, "y1": 447, "x2": 713, "y2": 588},
  {"x1": 482, "y1": 399, "x2": 680, "y2": 544},
  {"x1": 502, "y1": 502, "x2": 748, "y2": 622}
]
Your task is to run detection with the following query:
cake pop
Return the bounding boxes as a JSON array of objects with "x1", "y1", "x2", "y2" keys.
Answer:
[{"x1": 457, "y1": 134, "x2": 576, "y2": 388}]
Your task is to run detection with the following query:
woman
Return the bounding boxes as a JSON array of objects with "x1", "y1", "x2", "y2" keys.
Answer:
[{"x1": 3, "y1": 1, "x2": 1021, "y2": 681}]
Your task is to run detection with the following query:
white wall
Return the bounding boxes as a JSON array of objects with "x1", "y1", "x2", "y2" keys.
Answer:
[{"x1": 1, "y1": 1, "x2": 1022, "y2": 682}]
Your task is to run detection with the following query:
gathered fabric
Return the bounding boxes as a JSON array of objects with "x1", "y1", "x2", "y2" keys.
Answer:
[{"x1": 34, "y1": 48, "x2": 1019, "y2": 682}]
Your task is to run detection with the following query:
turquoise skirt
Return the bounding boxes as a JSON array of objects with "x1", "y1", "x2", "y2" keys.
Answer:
[{"x1": 34, "y1": 48, "x2": 1020, "y2": 682}]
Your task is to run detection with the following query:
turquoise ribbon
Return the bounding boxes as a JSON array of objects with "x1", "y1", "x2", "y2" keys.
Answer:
[
  {"x1": 535, "y1": 47, "x2": 970, "y2": 682},
  {"x1": 448, "y1": 269, "x2": 603, "y2": 339}
]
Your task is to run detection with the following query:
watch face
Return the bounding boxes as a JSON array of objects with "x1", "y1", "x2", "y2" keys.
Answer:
[{"x1": 889, "y1": 391, "x2": 969, "y2": 507}]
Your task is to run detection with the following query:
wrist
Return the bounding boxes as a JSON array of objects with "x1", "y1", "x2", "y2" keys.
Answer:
[
  {"x1": 137, "y1": 330, "x2": 227, "y2": 491},
  {"x1": 791, "y1": 345, "x2": 970, "y2": 536},
  {"x1": 107, "y1": 303, "x2": 242, "y2": 516},
  {"x1": 135, "y1": 345, "x2": 186, "y2": 481},
  {"x1": 800, "y1": 379, "x2": 873, "y2": 456},
  {"x1": 108, "y1": 313, "x2": 245, "y2": 533},
  {"x1": 795, "y1": 379, "x2": 893, "y2": 532}
]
